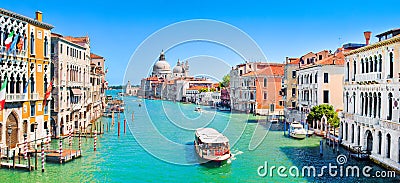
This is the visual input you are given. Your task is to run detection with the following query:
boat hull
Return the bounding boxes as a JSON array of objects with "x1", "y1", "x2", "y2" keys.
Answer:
[{"x1": 290, "y1": 132, "x2": 306, "y2": 139}]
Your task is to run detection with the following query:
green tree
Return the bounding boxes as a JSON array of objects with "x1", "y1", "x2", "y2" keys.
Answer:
[
  {"x1": 220, "y1": 74, "x2": 230, "y2": 88},
  {"x1": 307, "y1": 104, "x2": 339, "y2": 127}
]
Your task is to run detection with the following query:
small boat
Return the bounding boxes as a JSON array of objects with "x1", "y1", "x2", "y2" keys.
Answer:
[
  {"x1": 217, "y1": 106, "x2": 231, "y2": 111},
  {"x1": 289, "y1": 122, "x2": 307, "y2": 139},
  {"x1": 194, "y1": 128, "x2": 231, "y2": 162},
  {"x1": 270, "y1": 118, "x2": 279, "y2": 123},
  {"x1": 195, "y1": 107, "x2": 202, "y2": 112}
]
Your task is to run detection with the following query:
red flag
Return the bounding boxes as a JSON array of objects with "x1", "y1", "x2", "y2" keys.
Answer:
[{"x1": 43, "y1": 80, "x2": 53, "y2": 109}]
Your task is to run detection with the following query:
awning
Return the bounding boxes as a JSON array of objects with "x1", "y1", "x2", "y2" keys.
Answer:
[{"x1": 71, "y1": 89, "x2": 82, "y2": 96}]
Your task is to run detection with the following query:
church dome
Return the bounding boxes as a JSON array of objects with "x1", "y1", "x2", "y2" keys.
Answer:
[
  {"x1": 154, "y1": 60, "x2": 171, "y2": 70},
  {"x1": 173, "y1": 65, "x2": 183, "y2": 73},
  {"x1": 153, "y1": 50, "x2": 171, "y2": 71}
]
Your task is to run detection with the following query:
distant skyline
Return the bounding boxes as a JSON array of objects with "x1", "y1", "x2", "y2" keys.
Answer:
[{"x1": 2, "y1": 0, "x2": 400, "y2": 85}]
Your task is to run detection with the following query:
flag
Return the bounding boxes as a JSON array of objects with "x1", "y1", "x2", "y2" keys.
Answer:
[
  {"x1": 43, "y1": 80, "x2": 53, "y2": 110},
  {"x1": 0, "y1": 78, "x2": 8, "y2": 111},
  {"x1": 5, "y1": 31, "x2": 14, "y2": 51},
  {"x1": 17, "y1": 35, "x2": 24, "y2": 52},
  {"x1": 9, "y1": 33, "x2": 19, "y2": 52}
]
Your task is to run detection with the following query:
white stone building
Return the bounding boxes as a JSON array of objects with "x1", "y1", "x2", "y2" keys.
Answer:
[
  {"x1": 342, "y1": 30, "x2": 400, "y2": 171},
  {"x1": 51, "y1": 33, "x2": 91, "y2": 136}
]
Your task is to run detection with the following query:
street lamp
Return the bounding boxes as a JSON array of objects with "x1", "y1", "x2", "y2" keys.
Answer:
[
  {"x1": 7, "y1": 125, "x2": 12, "y2": 163},
  {"x1": 33, "y1": 122, "x2": 38, "y2": 170}
]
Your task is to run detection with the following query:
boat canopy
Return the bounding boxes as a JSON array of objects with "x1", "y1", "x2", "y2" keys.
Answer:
[
  {"x1": 291, "y1": 122, "x2": 303, "y2": 128},
  {"x1": 195, "y1": 128, "x2": 229, "y2": 144}
]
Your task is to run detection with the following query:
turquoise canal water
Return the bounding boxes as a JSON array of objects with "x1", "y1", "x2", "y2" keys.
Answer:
[{"x1": 0, "y1": 90, "x2": 399, "y2": 182}]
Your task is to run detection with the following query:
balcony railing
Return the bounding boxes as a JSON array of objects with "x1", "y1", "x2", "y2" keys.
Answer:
[
  {"x1": 354, "y1": 115, "x2": 379, "y2": 126},
  {"x1": 380, "y1": 120, "x2": 400, "y2": 131},
  {"x1": 355, "y1": 72, "x2": 381, "y2": 83},
  {"x1": 6, "y1": 93, "x2": 28, "y2": 102},
  {"x1": 0, "y1": 46, "x2": 27, "y2": 57},
  {"x1": 30, "y1": 93, "x2": 39, "y2": 100}
]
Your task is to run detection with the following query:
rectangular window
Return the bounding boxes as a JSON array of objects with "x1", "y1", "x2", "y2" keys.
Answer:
[
  {"x1": 67, "y1": 46, "x2": 69, "y2": 55},
  {"x1": 292, "y1": 70, "x2": 296, "y2": 78},
  {"x1": 279, "y1": 101, "x2": 284, "y2": 106},
  {"x1": 323, "y1": 90, "x2": 329, "y2": 103},
  {"x1": 264, "y1": 92, "x2": 267, "y2": 100},
  {"x1": 263, "y1": 78, "x2": 267, "y2": 87},
  {"x1": 60, "y1": 44, "x2": 63, "y2": 54},
  {"x1": 270, "y1": 104, "x2": 275, "y2": 112},
  {"x1": 324, "y1": 73, "x2": 329, "y2": 83},
  {"x1": 30, "y1": 124, "x2": 35, "y2": 132},
  {"x1": 30, "y1": 103, "x2": 35, "y2": 116},
  {"x1": 292, "y1": 101, "x2": 296, "y2": 108},
  {"x1": 51, "y1": 43, "x2": 55, "y2": 54},
  {"x1": 44, "y1": 121, "x2": 48, "y2": 129},
  {"x1": 292, "y1": 88, "x2": 296, "y2": 96}
]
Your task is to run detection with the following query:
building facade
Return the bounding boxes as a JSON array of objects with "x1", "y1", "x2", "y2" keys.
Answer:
[
  {"x1": 230, "y1": 62, "x2": 284, "y2": 116},
  {"x1": 0, "y1": 9, "x2": 53, "y2": 151},
  {"x1": 282, "y1": 57, "x2": 301, "y2": 122},
  {"x1": 342, "y1": 30, "x2": 400, "y2": 171},
  {"x1": 297, "y1": 49, "x2": 345, "y2": 121},
  {"x1": 89, "y1": 53, "x2": 106, "y2": 124},
  {"x1": 50, "y1": 33, "x2": 91, "y2": 137}
]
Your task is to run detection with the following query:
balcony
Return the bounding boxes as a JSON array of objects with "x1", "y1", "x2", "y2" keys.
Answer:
[
  {"x1": 30, "y1": 93, "x2": 39, "y2": 100},
  {"x1": 6, "y1": 93, "x2": 28, "y2": 102},
  {"x1": 354, "y1": 115, "x2": 379, "y2": 126},
  {"x1": 380, "y1": 120, "x2": 400, "y2": 131},
  {"x1": 355, "y1": 72, "x2": 381, "y2": 83},
  {"x1": 0, "y1": 46, "x2": 27, "y2": 57}
]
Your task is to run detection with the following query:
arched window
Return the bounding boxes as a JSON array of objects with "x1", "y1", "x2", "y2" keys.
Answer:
[
  {"x1": 378, "y1": 131, "x2": 382, "y2": 154},
  {"x1": 373, "y1": 92, "x2": 377, "y2": 118},
  {"x1": 388, "y1": 92, "x2": 393, "y2": 120},
  {"x1": 353, "y1": 61, "x2": 356, "y2": 81},
  {"x1": 369, "y1": 57, "x2": 373, "y2": 73},
  {"x1": 386, "y1": 134, "x2": 391, "y2": 158},
  {"x1": 314, "y1": 73, "x2": 317, "y2": 83},
  {"x1": 346, "y1": 92, "x2": 349, "y2": 112},
  {"x1": 346, "y1": 62, "x2": 350, "y2": 81},
  {"x1": 44, "y1": 36, "x2": 48, "y2": 57},
  {"x1": 353, "y1": 92, "x2": 356, "y2": 113},
  {"x1": 378, "y1": 54, "x2": 382, "y2": 72},
  {"x1": 374, "y1": 55, "x2": 378, "y2": 72},
  {"x1": 389, "y1": 52, "x2": 394, "y2": 78},
  {"x1": 368, "y1": 93, "x2": 372, "y2": 117},
  {"x1": 378, "y1": 93, "x2": 381, "y2": 118},
  {"x1": 361, "y1": 93, "x2": 364, "y2": 115},
  {"x1": 365, "y1": 58, "x2": 369, "y2": 73},
  {"x1": 30, "y1": 32, "x2": 35, "y2": 55},
  {"x1": 361, "y1": 59, "x2": 364, "y2": 73},
  {"x1": 351, "y1": 124, "x2": 354, "y2": 143}
]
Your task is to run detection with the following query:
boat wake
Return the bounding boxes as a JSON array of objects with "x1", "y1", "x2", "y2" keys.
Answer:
[{"x1": 229, "y1": 149, "x2": 243, "y2": 162}]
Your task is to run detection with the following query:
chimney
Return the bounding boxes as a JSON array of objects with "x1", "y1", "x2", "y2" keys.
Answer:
[
  {"x1": 35, "y1": 11, "x2": 43, "y2": 22},
  {"x1": 364, "y1": 31, "x2": 372, "y2": 45}
]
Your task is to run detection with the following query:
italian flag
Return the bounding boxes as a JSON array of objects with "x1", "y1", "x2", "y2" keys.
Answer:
[
  {"x1": 0, "y1": 78, "x2": 8, "y2": 111},
  {"x1": 5, "y1": 31, "x2": 14, "y2": 51}
]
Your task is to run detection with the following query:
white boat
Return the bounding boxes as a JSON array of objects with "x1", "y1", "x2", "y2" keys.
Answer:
[
  {"x1": 194, "y1": 128, "x2": 231, "y2": 162},
  {"x1": 289, "y1": 122, "x2": 307, "y2": 139}
]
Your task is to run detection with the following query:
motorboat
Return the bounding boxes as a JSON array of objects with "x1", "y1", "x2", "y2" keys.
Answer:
[
  {"x1": 194, "y1": 128, "x2": 231, "y2": 162},
  {"x1": 289, "y1": 122, "x2": 307, "y2": 139},
  {"x1": 195, "y1": 107, "x2": 202, "y2": 112}
]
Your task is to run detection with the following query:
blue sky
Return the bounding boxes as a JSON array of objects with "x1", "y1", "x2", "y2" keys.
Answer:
[{"x1": 2, "y1": 0, "x2": 400, "y2": 85}]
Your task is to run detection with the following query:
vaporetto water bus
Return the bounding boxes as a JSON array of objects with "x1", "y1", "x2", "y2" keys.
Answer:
[{"x1": 194, "y1": 128, "x2": 231, "y2": 162}]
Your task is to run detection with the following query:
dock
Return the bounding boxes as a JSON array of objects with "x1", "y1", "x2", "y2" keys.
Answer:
[
  {"x1": 0, "y1": 162, "x2": 34, "y2": 171},
  {"x1": 46, "y1": 149, "x2": 82, "y2": 164}
]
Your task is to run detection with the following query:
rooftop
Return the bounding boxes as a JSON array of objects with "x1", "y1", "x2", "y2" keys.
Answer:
[
  {"x1": 91, "y1": 53, "x2": 104, "y2": 59},
  {"x1": 0, "y1": 8, "x2": 54, "y2": 29}
]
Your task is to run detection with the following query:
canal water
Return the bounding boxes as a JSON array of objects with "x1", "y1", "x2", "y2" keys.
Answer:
[{"x1": 0, "y1": 90, "x2": 398, "y2": 182}]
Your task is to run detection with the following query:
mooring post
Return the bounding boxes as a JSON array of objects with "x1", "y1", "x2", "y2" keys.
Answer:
[
  {"x1": 94, "y1": 130, "x2": 97, "y2": 151},
  {"x1": 13, "y1": 149, "x2": 16, "y2": 169},
  {"x1": 28, "y1": 154, "x2": 31, "y2": 171},
  {"x1": 59, "y1": 138, "x2": 63, "y2": 164},
  {"x1": 24, "y1": 134, "x2": 28, "y2": 160},
  {"x1": 41, "y1": 141, "x2": 45, "y2": 172},
  {"x1": 320, "y1": 139, "x2": 323, "y2": 156},
  {"x1": 118, "y1": 120, "x2": 120, "y2": 137},
  {"x1": 18, "y1": 147, "x2": 21, "y2": 164},
  {"x1": 124, "y1": 119, "x2": 126, "y2": 134}
]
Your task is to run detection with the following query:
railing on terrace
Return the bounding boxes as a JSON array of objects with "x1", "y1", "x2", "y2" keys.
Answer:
[
  {"x1": 355, "y1": 72, "x2": 381, "y2": 82},
  {"x1": 6, "y1": 93, "x2": 28, "y2": 102},
  {"x1": 380, "y1": 120, "x2": 400, "y2": 131}
]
